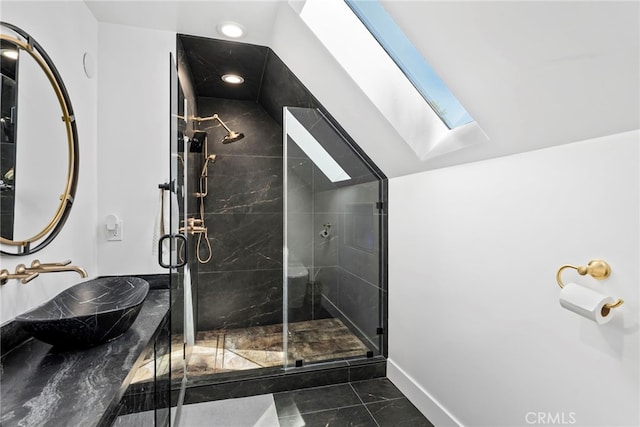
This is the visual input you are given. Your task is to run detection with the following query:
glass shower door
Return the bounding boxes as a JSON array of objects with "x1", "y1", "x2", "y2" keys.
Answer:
[
  {"x1": 283, "y1": 107, "x2": 385, "y2": 369},
  {"x1": 165, "y1": 53, "x2": 193, "y2": 426}
]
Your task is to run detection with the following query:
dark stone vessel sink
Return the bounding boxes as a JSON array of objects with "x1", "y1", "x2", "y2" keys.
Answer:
[{"x1": 15, "y1": 277, "x2": 149, "y2": 349}]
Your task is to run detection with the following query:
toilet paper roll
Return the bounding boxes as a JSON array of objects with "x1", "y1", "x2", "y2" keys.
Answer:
[{"x1": 559, "y1": 282, "x2": 615, "y2": 324}]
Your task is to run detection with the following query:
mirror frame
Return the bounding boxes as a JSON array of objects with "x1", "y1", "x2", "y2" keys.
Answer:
[{"x1": 0, "y1": 22, "x2": 79, "y2": 256}]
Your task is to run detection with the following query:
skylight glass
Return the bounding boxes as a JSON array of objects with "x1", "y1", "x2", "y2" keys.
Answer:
[
  {"x1": 345, "y1": 0, "x2": 473, "y2": 129},
  {"x1": 285, "y1": 109, "x2": 351, "y2": 183}
]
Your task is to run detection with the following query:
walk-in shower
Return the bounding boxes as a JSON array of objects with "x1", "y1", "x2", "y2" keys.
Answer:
[{"x1": 131, "y1": 35, "x2": 387, "y2": 406}]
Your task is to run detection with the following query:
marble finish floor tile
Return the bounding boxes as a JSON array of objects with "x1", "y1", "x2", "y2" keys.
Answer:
[
  {"x1": 274, "y1": 383, "x2": 361, "y2": 418},
  {"x1": 278, "y1": 406, "x2": 374, "y2": 427},
  {"x1": 178, "y1": 394, "x2": 279, "y2": 427},
  {"x1": 351, "y1": 378, "x2": 404, "y2": 403},
  {"x1": 121, "y1": 378, "x2": 434, "y2": 427},
  {"x1": 366, "y1": 398, "x2": 435, "y2": 427},
  {"x1": 275, "y1": 380, "x2": 434, "y2": 427},
  {"x1": 131, "y1": 318, "x2": 369, "y2": 383}
]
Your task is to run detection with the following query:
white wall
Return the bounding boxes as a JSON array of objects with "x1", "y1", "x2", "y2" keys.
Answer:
[
  {"x1": 270, "y1": 3, "x2": 418, "y2": 178},
  {"x1": 0, "y1": 1, "x2": 98, "y2": 324},
  {"x1": 388, "y1": 130, "x2": 639, "y2": 426},
  {"x1": 96, "y1": 23, "x2": 174, "y2": 276}
]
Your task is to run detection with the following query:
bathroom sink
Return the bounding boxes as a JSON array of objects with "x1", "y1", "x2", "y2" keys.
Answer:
[{"x1": 15, "y1": 277, "x2": 149, "y2": 349}]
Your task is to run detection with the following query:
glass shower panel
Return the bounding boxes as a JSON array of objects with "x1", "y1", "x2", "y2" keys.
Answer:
[
  {"x1": 284, "y1": 107, "x2": 383, "y2": 369},
  {"x1": 169, "y1": 54, "x2": 193, "y2": 426}
]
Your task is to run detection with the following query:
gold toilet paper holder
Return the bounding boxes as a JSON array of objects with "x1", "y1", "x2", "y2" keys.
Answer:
[{"x1": 556, "y1": 259, "x2": 624, "y2": 311}]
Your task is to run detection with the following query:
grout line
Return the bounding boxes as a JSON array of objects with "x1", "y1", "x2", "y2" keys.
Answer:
[
  {"x1": 349, "y1": 382, "x2": 381, "y2": 427},
  {"x1": 278, "y1": 402, "x2": 365, "y2": 420},
  {"x1": 274, "y1": 381, "x2": 352, "y2": 396}
]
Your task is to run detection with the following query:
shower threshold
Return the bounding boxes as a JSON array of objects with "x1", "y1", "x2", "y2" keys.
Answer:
[{"x1": 131, "y1": 317, "x2": 370, "y2": 384}]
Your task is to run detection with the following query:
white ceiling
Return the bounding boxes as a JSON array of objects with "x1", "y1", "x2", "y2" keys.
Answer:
[
  {"x1": 84, "y1": 0, "x2": 639, "y2": 177},
  {"x1": 84, "y1": 1, "x2": 282, "y2": 45}
]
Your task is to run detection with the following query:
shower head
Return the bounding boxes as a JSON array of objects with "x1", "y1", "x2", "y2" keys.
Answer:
[
  {"x1": 222, "y1": 130, "x2": 244, "y2": 144},
  {"x1": 190, "y1": 114, "x2": 244, "y2": 144}
]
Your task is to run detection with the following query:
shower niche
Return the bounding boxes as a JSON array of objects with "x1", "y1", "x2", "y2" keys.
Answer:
[{"x1": 162, "y1": 34, "x2": 387, "y2": 391}]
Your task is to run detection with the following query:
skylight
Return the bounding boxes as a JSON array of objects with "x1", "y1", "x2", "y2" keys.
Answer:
[{"x1": 345, "y1": 0, "x2": 473, "y2": 129}]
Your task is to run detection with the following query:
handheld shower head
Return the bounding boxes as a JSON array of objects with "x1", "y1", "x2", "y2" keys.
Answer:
[{"x1": 200, "y1": 154, "x2": 217, "y2": 177}]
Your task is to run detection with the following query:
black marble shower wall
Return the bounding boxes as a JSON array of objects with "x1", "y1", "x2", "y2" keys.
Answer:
[
  {"x1": 178, "y1": 37, "x2": 388, "y2": 353},
  {"x1": 195, "y1": 97, "x2": 284, "y2": 330},
  {"x1": 176, "y1": 36, "x2": 201, "y2": 335},
  {"x1": 179, "y1": 44, "x2": 324, "y2": 332}
]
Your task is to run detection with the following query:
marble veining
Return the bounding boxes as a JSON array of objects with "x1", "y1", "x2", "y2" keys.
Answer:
[
  {"x1": 16, "y1": 277, "x2": 149, "y2": 348},
  {"x1": 0, "y1": 290, "x2": 169, "y2": 427},
  {"x1": 197, "y1": 270, "x2": 283, "y2": 330}
]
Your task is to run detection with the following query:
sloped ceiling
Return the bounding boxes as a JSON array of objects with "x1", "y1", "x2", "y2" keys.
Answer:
[
  {"x1": 178, "y1": 35, "x2": 268, "y2": 101},
  {"x1": 85, "y1": 0, "x2": 639, "y2": 177},
  {"x1": 381, "y1": 0, "x2": 640, "y2": 162}
]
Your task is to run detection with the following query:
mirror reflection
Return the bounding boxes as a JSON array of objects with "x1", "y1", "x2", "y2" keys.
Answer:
[
  {"x1": 1, "y1": 38, "x2": 18, "y2": 240},
  {"x1": 0, "y1": 23, "x2": 78, "y2": 255}
]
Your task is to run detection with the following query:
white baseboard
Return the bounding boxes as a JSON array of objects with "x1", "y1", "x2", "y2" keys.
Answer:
[{"x1": 387, "y1": 358, "x2": 463, "y2": 427}]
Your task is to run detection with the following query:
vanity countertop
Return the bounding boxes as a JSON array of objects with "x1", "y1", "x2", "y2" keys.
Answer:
[{"x1": 0, "y1": 289, "x2": 170, "y2": 427}]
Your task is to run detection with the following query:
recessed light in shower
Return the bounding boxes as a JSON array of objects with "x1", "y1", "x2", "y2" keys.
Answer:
[
  {"x1": 221, "y1": 74, "x2": 245, "y2": 85},
  {"x1": 217, "y1": 22, "x2": 246, "y2": 38}
]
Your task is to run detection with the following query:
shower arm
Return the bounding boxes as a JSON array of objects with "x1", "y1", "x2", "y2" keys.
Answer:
[{"x1": 190, "y1": 114, "x2": 233, "y2": 134}]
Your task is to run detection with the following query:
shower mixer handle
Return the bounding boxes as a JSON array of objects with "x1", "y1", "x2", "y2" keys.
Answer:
[
  {"x1": 183, "y1": 218, "x2": 203, "y2": 226},
  {"x1": 178, "y1": 225, "x2": 207, "y2": 235},
  {"x1": 179, "y1": 217, "x2": 207, "y2": 235}
]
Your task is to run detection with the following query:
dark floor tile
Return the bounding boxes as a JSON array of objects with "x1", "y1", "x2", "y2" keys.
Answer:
[
  {"x1": 278, "y1": 405, "x2": 376, "y2": 427},
  {"x1": 367, "y1": 398, "x2": 434, "y2": 427},
  {"x1": 275, "y1": 384, "x2": 361, "y2": 418},
  {"x1": 351, "y1": 378, "x2": 404, "y2": 404},
  {"x1": 183, "y1": 367, "x2": 350, "y2": 404}
]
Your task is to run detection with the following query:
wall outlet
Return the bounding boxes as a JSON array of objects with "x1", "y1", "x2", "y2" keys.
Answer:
[
  {"x1": 106, "y1": 214, "x2": 123, "y2": 241},
  {"x1": 106, "y1": 223, "x2": 123, "y2": 241}
]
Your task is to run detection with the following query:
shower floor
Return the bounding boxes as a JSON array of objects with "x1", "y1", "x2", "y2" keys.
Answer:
[{"x1": 131, "y1": 318, "x2": 369, "y2": 383}]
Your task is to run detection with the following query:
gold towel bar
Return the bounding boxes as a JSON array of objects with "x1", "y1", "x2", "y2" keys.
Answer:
[{"x1": 556, "y1": 259, "x2": 624, "y2": 310}]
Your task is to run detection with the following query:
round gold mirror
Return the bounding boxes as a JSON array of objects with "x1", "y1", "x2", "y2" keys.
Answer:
[{"x1": 0, "y1": 22, "x2": 79, "y2": 255}]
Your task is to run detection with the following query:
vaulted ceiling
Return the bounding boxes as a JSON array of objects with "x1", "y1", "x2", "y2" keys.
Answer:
[{"x1": 86, "y1": 0, "x2": 639, "y2": 177}]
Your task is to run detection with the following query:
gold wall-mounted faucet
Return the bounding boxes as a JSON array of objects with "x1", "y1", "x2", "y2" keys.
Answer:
[
  {"x1": 0, "y1": 259, "x2": 87, "y2": 285},
  {"x1": 0, "y1": 267, "x2": 39, "y2": 284}
]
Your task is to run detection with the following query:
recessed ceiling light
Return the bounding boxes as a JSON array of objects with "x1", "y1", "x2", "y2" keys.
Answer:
[
  {"x1": 1, "y1": 49, "x2": 18, "y2": 60},
  {"x1": 221, "y1": 74, "x2": 244, "y2": 84},
  {"x1": 217, "y1": 22, "x2": 246, "y2": 38}
]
